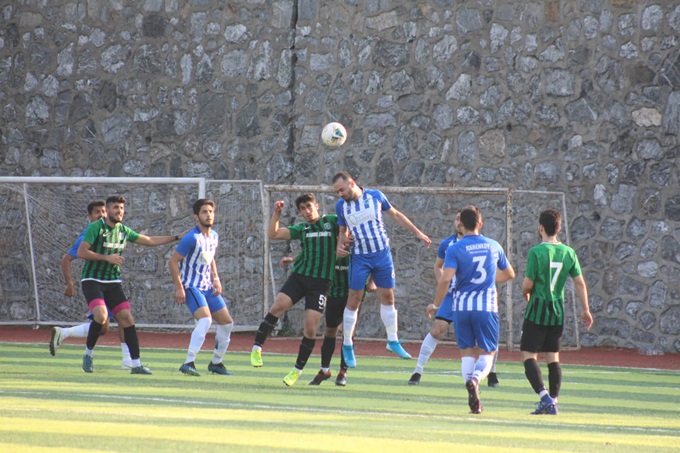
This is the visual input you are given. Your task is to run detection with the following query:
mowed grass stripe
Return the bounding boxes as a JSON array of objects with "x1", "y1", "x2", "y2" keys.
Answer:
[{"x1": 1, "y1": 343, "x2": 679, "y2": 452}]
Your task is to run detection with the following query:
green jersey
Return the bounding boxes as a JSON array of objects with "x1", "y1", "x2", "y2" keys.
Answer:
[
  {"x1": 287, "y1": 214, "x2": 338, "y2": 280},
  {"x1": 80, "y1": 218, "x2": 140, "y2": 282},
  {"x1": 524, "y1": 242, "x2": 582, "y2": 326},
  {"x1": 328, "y1": 255, "x2": 350, "y2": 298}
]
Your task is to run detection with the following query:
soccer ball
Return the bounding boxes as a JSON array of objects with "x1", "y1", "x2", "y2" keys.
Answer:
[{"x1": 321, "y1": 122, "x2": 347, "y2": 147}]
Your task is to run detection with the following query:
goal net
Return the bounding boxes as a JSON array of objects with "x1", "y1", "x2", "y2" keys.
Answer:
[
  {"x1": 263, "y1": 185, "x2": 577, "y2": 350},
  {"x1": 0, "y1": 177, "x2": 265, "y2": 333}
]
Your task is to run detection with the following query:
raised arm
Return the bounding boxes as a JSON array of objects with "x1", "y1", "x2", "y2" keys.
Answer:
[
  {"x1": 385, "y1": 207, "x2": 431, "y2": 248},
  {"x1": 268, "y1": 200, "x2": 291, "y2": 241}
]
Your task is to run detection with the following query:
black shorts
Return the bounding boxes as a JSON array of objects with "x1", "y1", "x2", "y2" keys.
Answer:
[
  {"x1": 279, "y1": 273, "x2": 330, "y2": 314},
  {"x1": 325, "y1": 295, "x2": 348, "y2": 328},
  {"x1": 520, "y1": 318, "x2": 564, "y2": 353},
  {"x1": 81, "y1": 280, "x2": 129, "y2": 313}
]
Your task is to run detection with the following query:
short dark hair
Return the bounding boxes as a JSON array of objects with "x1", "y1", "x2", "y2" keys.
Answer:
[
  {"x1": 193, "y1": 198, "x2": 215, "y2": 215},
  {"x1": 539, "y1": 209, "x2": 561, "y2": 236},
  {"x1": 332, "y1": 171, "x2": 354, "y2": 184},
  {"x1": 105, "y1": 195, "x2": 126, "y2": 206},
  {"x1": 459, "y1": 205, "x2": 482, "y2": 231},
  {"x1": 87, "y1": 200, "x2": 105, "y2": 214},
  {"x1": 295, "y1": 193, "x2": 316, "y2": 210}
]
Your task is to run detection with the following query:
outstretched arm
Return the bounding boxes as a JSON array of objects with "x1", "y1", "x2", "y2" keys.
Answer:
[
  {"x1": 134, "y1": 234, "x2": 179, "y2": 247},
  {"x1": 385, "y1": 207, "x2": 431, "y2": 248}
]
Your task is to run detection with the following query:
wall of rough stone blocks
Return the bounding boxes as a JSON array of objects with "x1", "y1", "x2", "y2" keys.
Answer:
[{"x1": 1, "y1": 0, "x2": 679, "y2": 351}]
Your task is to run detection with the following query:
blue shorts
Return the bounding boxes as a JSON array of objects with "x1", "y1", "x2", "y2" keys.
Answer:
[
  {"x1": 452, "y1": 311, "x2": 499, "y2": 352},
  {"x1": 435, "y1": 293, "x2": 454, "y2": 323},
  {"x1": 348, "y1": 247, "x2": 395, "y2": 290},
  {"x1": 184, "y1": 287, "x2": 227, "y2": 315}
]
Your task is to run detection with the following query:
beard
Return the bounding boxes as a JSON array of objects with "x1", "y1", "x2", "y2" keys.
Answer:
[{"x1": 200, "y1": 219, "x2": 213, "y2": 228}]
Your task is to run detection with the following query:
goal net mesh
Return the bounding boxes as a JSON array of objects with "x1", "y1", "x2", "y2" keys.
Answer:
[{"x1": 0, "y1": 179, "x2": 265, "y2": 333}]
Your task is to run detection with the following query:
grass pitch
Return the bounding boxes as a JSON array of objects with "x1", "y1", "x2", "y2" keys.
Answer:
[{"x1": 1, "y1": 342, "x2": 678, "y2": 452}]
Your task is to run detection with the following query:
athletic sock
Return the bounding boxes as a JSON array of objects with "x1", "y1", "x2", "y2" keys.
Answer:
[
  {"x1": 186, "y1": 317, "x2": 212, "y2": 363},
  {"x1": 461, "y1": 356, "x2": 475, "y2": 382},
  {"x1": 212, "y1": 322, "x2": 233, "y2": 363},
  {"x1": 380, "y1": 304, "x2": 399, "y2": 342},
  {"x1": 121, "y1": 342, "x2": 131, "y2": 362},
  {"x1": 523, "y1": 358, "x2": 545, "y2": 394},
  {"x1": 414, "y1": 333, "x2": 439, "y2": 374},
  {"x1": 254, "y1": 313, "x2": 278, "y2": 347},
  {"x1": 85, "y1": 320, "x2": 103, "y2": 350},
  {"x1": 321, "y1": 335, "x2": 336, "y2": 369},
  {"x1": 340, "y1": 344, "x2": 347, "y2": 371},
  {"x1": 472, "y1": 354, "x2": 494, "y2": 382},
  {"x1": 342, "y1": 308, "x2": 358, "y2": 346},
  {"x1": 548, "y1": 361, "x2": 562, "y2": 399},
  {"x1": 123, "y1": 325, "x2": 140, "y2": 360},
  {"x1": 294, "y1": 336, "x2": 316, "y2": 370},
  {"x1": 65, "y1": 322, "x2": 91, "y2": 339},
  {"x1": 491, "y1": 349, "x2": 499, "y2": 372}
]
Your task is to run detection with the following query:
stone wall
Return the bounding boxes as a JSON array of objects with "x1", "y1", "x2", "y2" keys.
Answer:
[{"x1": 1, "y1": 0, "x2": 679, "y2": 351}]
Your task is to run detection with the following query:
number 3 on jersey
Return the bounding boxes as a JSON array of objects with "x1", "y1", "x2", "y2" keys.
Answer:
[{"x1": 470, "y1": 256, "x2": 487, "y2": 284}]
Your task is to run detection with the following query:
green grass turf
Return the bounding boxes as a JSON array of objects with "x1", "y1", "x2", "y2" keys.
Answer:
[{"x1": 1, "y1": 342, "x2": 678, "y2": 452}]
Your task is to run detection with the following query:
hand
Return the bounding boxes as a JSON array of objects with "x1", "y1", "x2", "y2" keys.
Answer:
[
  {"x1": 417, "y1": 232, "x2": 432, "y2": 248},
  {"x1": 64, "y1": 282, "x2": 74, "y2": 297},
  {"x1": 336, "y1": 246, "x2": 350, "y2": 258},
  {"x1": 105, "y1": 255, "x2": 124, "y2": 266},
  {"x1": 426, "y1": 303, "x2": 438, "y2": 318},
  {"x1": 212, "y1": 279, "x2": 222, "y2": 296},
  {"x1": 273, "y1": 200, "x2": 285, "y2": 214},
  {"x1": 175, "y1": 287, "x2": 186, "y2": 304},
  {"x1": 581, "y1": 311, "x2": 593, "y2": 331},
  {"x1": 279, "y1": 256, "x2": 294, "y2": 268},
  {"x1": 524, "y1": 292, "x2": 531, "y2": 302}
]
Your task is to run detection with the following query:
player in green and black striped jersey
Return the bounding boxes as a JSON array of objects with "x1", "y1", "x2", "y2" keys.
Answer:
[
  {"x1": 76, "y1": 195, "x2": 183, "y2": 375},
  {"x1": 520, "y1": 209, "x2": 593, "y2": 415},
  {"x1": 251, "y1": 193, "x2": 340, "y2": 386}
]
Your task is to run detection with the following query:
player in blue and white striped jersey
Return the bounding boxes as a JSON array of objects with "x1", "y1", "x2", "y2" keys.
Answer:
[
  {"x1": 433, "y1": 205, "x2": 515, "y2": 413},
  {"x1": 169, "y1": 199, "x2": 234, "y2": 377},
  {"x1": 332, "y1": 171, "x2": 431, "y2": 368}
]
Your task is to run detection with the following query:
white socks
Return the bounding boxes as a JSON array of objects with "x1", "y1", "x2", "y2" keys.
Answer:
[
  {"x1": 212, "y1": 322, "x2": 233, "y2": 363},
  {"x1": 461, "y1": 356, "x2": 475, "y2": 382},
  {"x1": 186, "y1": 317, "x2": 212, "y2": 363},
  {"x1": 63, "y1": 322, "x2": 91, "y2": 339},
  {"x1": 380, "y1": 304, "x2": 399, "y2": 342},
  {"x1": 472, "y1": 354, "x2": 495, "y2": 383},
  {"x1": 342, "y1": 308, "x2": 358, "y2": 346},
  {"x1": 121, "y1": 342, "x2": 131, "y2": 362},
  {"x1": 414, "y1": 333, "x2": 439, "y2": 374}
]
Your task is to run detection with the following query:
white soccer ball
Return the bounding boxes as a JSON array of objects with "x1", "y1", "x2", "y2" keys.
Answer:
[{"x1": 321, "y1": 122, "x2": 347, "y2": 147}]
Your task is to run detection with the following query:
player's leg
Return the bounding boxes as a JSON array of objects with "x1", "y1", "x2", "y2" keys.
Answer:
[
  {"x1": 342, "y1": 257, "x2": 372, "y2": 367},
  {"x1": 80, "y1": 281, "x2": 108, "y2": 373},
  {"x1": 208, "y1": 295, "x2": 234, "y2": 375},
  {"x1": 487, "y1": 348, "x2": 500, "y2": 387},
  {"x1": 116, "y1": 316, "x2": 132, "y2": 369},
  {"x1": 410, "y1": 296, "x2": 453, "y2": 384},
  {"x1": 179, "y1": 288, "x2": 212, "y2": 376},
  {"x1": 311, "y1": 295, "x2": 344, "y2": 385},
  {"x1": 454, "y1": 312, "x2": 482, "y2": 413},
  {"x1": 469, "y1": 311, "x2": 498, "y2": 384},
  {"x1": 284, "y1": 281, "x2": 327, "y2": 386},
  {"x1": 520, "y1": 319, "x2": 556, "y2": 415},
  {"x1": 544, "y1": 324, "x2": 563, "y2": 412},
  {"x1": 109, "y1": 285, "x2": 151, "y2": 375},
  {"x1": 251, "y1": 285, "x2": 295, "y2": 367},
  {"x1": 372, "y1": 248, "x2": 410, "y2": 359},
  {"x1": 49, "y1": 319, "x2": 94, "y2": 356}
]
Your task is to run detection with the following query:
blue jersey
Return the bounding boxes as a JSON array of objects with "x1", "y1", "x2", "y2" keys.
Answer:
[
  {"x1": 438, "y1": 234, "x2": 458, "y2": 295},
  {"x1": 444, "y1": 234, "x2": 509, "y2": 313},
  {"x1": 175, "y1": 226, "x2": 219, "y2": 292},
  {"x1": 67, "y1": 229, "x2": 87, "y2": 258},
  {"x1": 336, "y1": 188, "x2": 391, "y2": 255}
]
